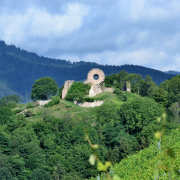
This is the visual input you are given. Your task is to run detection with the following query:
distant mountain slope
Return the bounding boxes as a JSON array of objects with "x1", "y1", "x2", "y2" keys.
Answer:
[
  {"x1": 0, "y1": 80, "x2": 17, "y2": 98},
  {"x1": 0, "y1": 40, "x2": 175, "y2": 101},
  {"x1": 165, "y1": 70, "x2": 180, "y2": 75}
]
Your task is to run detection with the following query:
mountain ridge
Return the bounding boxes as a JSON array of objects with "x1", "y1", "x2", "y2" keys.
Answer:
[
  {"x1": 164, "y1": 70, "x2": 180, "y2": 75},
  {"x1": 0, "y1": 40, "x2": 175, "y2": 102}
]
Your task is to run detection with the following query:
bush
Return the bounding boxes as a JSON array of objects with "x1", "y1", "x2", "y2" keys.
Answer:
[
  {"x1": 13, "y1": 109, "x2": 23, "y2": 114},
  {"x1": 41, "y1": 108, "x2": 52, "y2": 118},
  {"x1": 95, "y1": 95, "x2": 107, "y2": 101},
  {"x1": 0, "y1": 106, "x2": 13, "y2": 125},
  {"x1": 44, "y1": 96, "x2": 60, "y2": 107},
  {"x1": 41, "y1": 108, "x2": 53, "y2": 122},
  {"x1": 59, "y1": 85, "x2": 64, "y2": 99},
  {"x1": 26, "y1": 103, "x2": 38, "y2": 109},
  {"x1": 84, "y1": 95, "x2": 107, "y2": 102},
  {"x1": 84, "y1": 97, "x2": 94, "y2": 102},
  {"x1": 114, "y1": 89, "x2": 127, "y2": 101},
  {"x1": 24, "y1": 110, "x2": 33, "y2": 117},
  {"x1": 65, "y1": 82, "x2": 90, "y2": 102}
]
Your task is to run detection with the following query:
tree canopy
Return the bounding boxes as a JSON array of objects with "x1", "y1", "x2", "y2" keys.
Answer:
[
  {"x1": 30, "y1": 77, "x2": 58, "y2": 101},
  {"x1": 0, "y1": 95, "x2": 20, "y2": 108}
]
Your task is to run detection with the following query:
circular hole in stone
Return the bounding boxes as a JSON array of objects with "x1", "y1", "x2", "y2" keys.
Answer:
[{"x1": 93, "y1": 74, "x2": 99, "y2": 80}]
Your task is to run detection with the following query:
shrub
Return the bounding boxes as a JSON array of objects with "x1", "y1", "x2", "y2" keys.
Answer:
[
  {"x1": 55, "y1": 108, "x2": 61, "y2": 111},
  {"x1": 0, "y1": 106, "x2": 13, "y2": 125},
  {"x1": 41, "y1": 108, "x2": 52, "y2": 119},
  {"x1": 44, "y1": 96, "x2": 60, "y2": 107},
  {"x1": 41, "y1": 108, "x2": 53, "y2": 122},
  {"x1": 95, "y1": 95, "x2": 107, "y2": 101},
  {"x1": 24, "y1": 110, "x2": 33, "y2": 117},
  {"x1": 84, "y1": 95, "x2": 107, "y2": 102},
  {"x1": 59, "y1": 85, "x2": 64, "y2": 99},
  {"x1": 65, "y1": 82, "x2": 90, "y2": 102},
  {"x1": 13, "y1": 109, "x2": 23, "y2": 114},
  {"x1": 114, "y1": 89, "x2": 127, "y2": 101},
  {"x1": 84, "y1": 97, "x2": 94, "y2": 102},
  {"x1": 27, "y1": 103, "x2": 37, "y2": 109}
]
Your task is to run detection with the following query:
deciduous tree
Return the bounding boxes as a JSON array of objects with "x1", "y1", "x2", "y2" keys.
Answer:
[{"x1": 30, "y1": 77, "x2": 58, "y2": 101}]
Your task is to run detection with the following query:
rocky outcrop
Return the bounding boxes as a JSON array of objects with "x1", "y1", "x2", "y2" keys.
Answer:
[
  {"x1": 62, "y1": 80, "x2": 74, "y2": 99},
  {"x1": 88, "y1": 84, "x2": 114, "y2": 97},
  {"x1": 74, "y1": 100, "x2": 105, "y2": 107}
]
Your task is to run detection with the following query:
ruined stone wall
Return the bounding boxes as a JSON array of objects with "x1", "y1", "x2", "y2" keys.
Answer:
[
  {"x1": 84, "y1": 68, "x2": 105, "y2": 85},
  {"x1": 89, "y1": 84, "x2": 114, "y2": 97},
  {"x1": 62, "y1": 80, "x2": 74, "y2": 99},
  {"x1": 122, "y1": 81, "x2": 131, "y2": 92}
]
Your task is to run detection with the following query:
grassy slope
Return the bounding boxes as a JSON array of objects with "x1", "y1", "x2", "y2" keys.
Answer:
[
  {"x1": 15, "y1": 91, "x2": 141, "y2": 124},
  {"x1": 19, "y1": 92, "x2": 124, "y2": 122}
]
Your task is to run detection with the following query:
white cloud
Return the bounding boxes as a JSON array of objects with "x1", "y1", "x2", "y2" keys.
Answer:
[
  {"x1": 118, "y1": 0, "x2": 180, "y2": 22},
  {"x1": 0, "y1": 3, "x2": 89, "y2": 44},
  {"x1": 59, "y1": 48, "x2": 180, "y2": 72},
  {"x1": 1, "y1": 0, "x2": 180, "y2": 72},
  {"x1": 60, "y1": 48, "x2": 163, "y2": 66}
]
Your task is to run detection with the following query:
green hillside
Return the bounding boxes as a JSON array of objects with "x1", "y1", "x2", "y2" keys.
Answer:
[
  {"x1": 0, "y1": 70, "x2": 180, "y2": 179},
  {"x1": 0, "y1": 90, "x2": 166, "y2": 179}
]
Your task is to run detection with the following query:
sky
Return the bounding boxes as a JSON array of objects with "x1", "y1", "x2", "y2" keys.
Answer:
[{"x1": 0, "y1": 0, "x2": 180, "y2": 71}]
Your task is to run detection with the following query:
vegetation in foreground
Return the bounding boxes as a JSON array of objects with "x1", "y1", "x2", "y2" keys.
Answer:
[{"x1": 0, "y1": 71, "x2": 180, "y2": 179}]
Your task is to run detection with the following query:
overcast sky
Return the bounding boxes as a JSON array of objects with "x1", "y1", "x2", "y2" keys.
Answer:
[{"x1": 1, "y1": 0, "x2": 180, "y2": 71}]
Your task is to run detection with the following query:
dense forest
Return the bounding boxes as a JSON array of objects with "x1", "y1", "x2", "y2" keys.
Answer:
[
  {"x1": 0, "y1": 69, "x2": 180, "y2": 179},
  {"x1": 0, "y1": 40, "x2": 175, "y2": 102}
]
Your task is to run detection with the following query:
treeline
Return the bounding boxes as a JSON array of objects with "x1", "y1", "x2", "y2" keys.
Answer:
[
  {"x1": 0, "y1": 40, "x2": 175, "y2": 101},
  {"x1": 105, "y1": 70, "x2": 180, "y2": 108}
]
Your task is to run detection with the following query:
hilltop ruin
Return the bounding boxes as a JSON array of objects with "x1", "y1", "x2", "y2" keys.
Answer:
[{"x1": 61, "y1": 68, "x2": 130, "y2": 107}]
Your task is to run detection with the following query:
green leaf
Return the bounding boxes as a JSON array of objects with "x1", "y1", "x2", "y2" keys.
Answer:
[
  {"x1": 166, "y1": 147, "x2": 175, "y2": 159},
  {"x1": 113, "y1": 175, "x2": 121, "y2": 180},
  {"x1": 154, "y1": 160, "x2": 162, "y2": 179},
  {"x1": 97, "y1": 161, "x2": 111, "y2": 171},
  {"x1": 154, "y1": 130, "x2": 164, "y2": 139},
  {"x1": 89, "y1": 154, "x2": 96, "y2": 166},
  {"x1": 174, "y1": 169, "x2": 180, "y2": 176},
  {"x1": 91, "y1": 144, "x2": 99, "y2": 149}
]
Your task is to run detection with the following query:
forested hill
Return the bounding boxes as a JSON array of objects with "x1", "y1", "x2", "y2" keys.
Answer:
[
  {"x1": 165, "y1": 70, "x2": 180, "y2": 75},
  {"x1": 0, "y1": 40, "x2": 175, "y2": 101}
]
